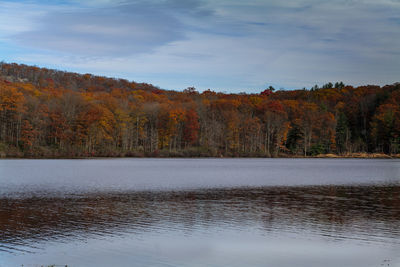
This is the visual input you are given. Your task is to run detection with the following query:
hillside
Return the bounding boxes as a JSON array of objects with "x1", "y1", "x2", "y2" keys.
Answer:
[{"x1": 0, "y1": 62, "x2": 399, "y2": 158}]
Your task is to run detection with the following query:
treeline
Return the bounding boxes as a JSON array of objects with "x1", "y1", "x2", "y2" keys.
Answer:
[{"x1": 0, "y1": 62, "x2": 399, "y2": 158}]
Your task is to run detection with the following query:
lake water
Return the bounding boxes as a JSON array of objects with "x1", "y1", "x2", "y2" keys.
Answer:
[{"x1": 0, "y1": 158, "x2": 399, "y2": 267}]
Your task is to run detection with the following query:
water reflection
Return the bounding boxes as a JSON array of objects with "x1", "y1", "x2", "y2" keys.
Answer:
[{"x1": 1, "y1": 185, "x2": 399, "y2": 256}]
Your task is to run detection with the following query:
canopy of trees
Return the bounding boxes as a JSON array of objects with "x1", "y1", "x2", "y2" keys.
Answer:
[{"x1": 0, "y1": 62, "x2": 399, "y2": 157}]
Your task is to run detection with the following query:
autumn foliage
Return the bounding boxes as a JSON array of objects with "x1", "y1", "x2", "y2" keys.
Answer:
[{"x1": 0, "y1": 62, "x2": 399, "y2": 157}]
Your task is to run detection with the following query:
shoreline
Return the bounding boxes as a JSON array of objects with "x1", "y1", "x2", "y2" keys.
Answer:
[{"x1": 1, "y1": 153, "x2": 398, "y2": 160}]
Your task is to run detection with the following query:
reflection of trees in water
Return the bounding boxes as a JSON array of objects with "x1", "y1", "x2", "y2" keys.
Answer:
[{"x1": 1, "y1": 186, "x2": 399, "y2": 251}]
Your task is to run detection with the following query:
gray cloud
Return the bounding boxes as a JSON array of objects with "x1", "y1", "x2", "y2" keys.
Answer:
[{"x1": 13, "y1": 0, "x2": 213, "y2": 56}]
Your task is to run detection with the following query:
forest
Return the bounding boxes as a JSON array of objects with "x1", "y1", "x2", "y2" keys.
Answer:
[{"x1": 0, "y1": 62, "x2": 399, "y2": 158}]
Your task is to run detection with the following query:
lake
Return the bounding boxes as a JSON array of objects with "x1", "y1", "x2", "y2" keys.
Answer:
[{"x1": 0, "y1": 158, "x2": 399, "y2": 267}]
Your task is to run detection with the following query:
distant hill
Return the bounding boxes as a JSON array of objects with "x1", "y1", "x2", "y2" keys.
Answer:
[{"x1": 0, "y1": 62, "x2": 162, "y2": 93}]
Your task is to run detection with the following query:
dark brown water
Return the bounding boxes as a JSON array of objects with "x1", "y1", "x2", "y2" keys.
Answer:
[{"x1": 0, "y1": 159, "x2": 399, "y2": 266}]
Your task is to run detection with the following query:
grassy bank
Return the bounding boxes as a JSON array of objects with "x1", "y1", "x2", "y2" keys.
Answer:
[{"x1": 314, "y1": 153, "x2": 399, "y2": 159}]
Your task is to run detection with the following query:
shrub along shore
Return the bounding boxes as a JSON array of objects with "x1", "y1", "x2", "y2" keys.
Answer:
[{"x1": 0, "y1": 147, "x2": 398, "y2": 159}]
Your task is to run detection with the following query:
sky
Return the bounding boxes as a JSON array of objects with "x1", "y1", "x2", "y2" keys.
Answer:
[{"x1": 0, "y1": 0, "x2": 399, "y2": 93}]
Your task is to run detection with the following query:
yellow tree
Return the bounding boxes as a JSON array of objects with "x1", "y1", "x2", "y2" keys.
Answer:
[{"x1": 0, "y1": 82, "x2": 26, "y2": 146}]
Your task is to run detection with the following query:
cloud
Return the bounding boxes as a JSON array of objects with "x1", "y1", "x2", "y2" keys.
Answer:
[
  {"x1": 12, "y1": 2, "x2": 189, "y2": 56},
  {"x1": 0, "y1": 2, "x2": 49, "y2": 38}
]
